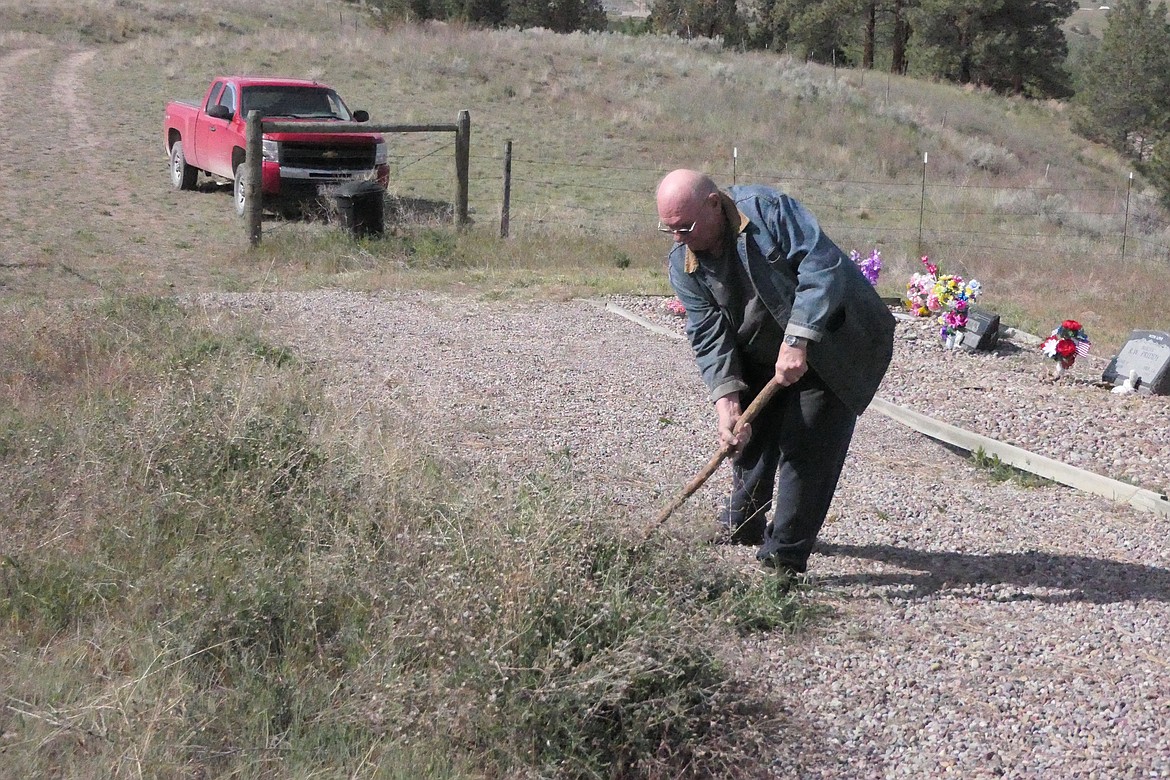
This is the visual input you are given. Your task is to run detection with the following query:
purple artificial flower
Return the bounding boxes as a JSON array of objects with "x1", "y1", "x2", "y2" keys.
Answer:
[{"x1": 850, "y1": 248, "x2": 882, "y2": 286}]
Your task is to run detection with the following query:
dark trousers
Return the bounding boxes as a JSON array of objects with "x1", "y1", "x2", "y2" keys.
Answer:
[{"x1": 718, "y1": 363, "x2": 857, "y2": 571}]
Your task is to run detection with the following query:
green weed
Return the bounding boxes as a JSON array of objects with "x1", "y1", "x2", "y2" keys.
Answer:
[
  {"x1": 970, "y1": 447, "x2": 1053, "y2": 488},
  {"x1": 0, "y1": 555, "x2": 121, "y2": 634}
]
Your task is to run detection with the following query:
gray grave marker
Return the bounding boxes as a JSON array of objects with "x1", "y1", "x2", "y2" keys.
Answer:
[
  {"x1": 958, "y1": 306, "x2": 1001, "y2": 351},
  {"x1": 1102, "y1": 330, "x2": 1170, "y2": 395}
]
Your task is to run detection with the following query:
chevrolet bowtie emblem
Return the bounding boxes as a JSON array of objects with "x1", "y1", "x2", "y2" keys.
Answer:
[{"x1": 323, "y1": 150, "x2": 338, "y2": 158}]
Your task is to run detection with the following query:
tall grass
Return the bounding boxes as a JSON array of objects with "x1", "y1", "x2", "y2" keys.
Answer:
[{"x1": 1, "y1": 296, "x2": 819, "y2": 778}]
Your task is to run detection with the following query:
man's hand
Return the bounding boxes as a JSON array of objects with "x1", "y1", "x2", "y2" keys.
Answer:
[
  {"x1": 775, "y1": 342, "x2": 809, "y2": 386},
  {"x1": 715, "y1": 392, "x2": 751, "y2": 458}
]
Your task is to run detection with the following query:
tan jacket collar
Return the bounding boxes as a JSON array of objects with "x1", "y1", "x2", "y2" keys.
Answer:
[{"x1": 684, "y1": 191, "x2": 750, "y2": 274}]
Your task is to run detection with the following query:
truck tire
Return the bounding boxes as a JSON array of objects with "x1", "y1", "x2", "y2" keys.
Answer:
[
  {"x1": 233, "y1": 165, "x2": 248, "y2": 217},
  {"x1": 169, "y1": 141, "x2": 198, "y2": 190}
]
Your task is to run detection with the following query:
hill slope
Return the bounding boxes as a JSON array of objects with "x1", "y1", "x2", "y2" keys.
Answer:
[{"x1": 1, "y1": 0, "x2": 1166, "y2": 349}]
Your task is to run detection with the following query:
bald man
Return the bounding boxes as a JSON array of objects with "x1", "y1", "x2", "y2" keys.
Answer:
[{"x1": 657, "y1": 169, "x2": 895, "y2": 575}]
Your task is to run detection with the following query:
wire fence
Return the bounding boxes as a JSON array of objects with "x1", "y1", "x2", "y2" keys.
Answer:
[{"x1": 385, "y1": 137, "x2": 1170, "y2": 268}]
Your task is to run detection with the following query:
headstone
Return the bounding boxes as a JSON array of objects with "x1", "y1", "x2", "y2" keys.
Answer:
[
  {"x1": 958, "y1": 306, "x2": 1001, "y2": 352},
  {"x1": 1102, "y1": 330, "x2": 1170, "y2": 395}
]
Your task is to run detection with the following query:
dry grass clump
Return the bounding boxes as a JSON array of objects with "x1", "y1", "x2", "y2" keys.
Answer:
[{"x1": 1, "y1": 297, "x2": 816, "y2": 778}]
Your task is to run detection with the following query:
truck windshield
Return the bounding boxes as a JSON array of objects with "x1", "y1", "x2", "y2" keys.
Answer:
[{"x1": 240, "y1": 86, "x2": 352, "y2": 120}]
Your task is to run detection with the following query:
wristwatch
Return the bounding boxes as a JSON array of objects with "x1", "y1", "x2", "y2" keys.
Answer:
[{"x1": 783, "y1": 334, "x2": 809, "y2": 348}]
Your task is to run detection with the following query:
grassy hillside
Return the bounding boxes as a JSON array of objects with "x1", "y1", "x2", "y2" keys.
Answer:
[{"x1": 2, "y1": 0, "x2": 1168, "y2": 348}]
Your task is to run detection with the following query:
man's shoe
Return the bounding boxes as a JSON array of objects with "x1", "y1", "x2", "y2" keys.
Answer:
[
  {"x1": 708, "y1": 511, "x2": 765, "y2": 546},
  {"x1": 707, "y1": 522, "x2": 764, "y2": 547},
  {"x1": 760, "y1": 554, "x2": 805, "y2": 576}
]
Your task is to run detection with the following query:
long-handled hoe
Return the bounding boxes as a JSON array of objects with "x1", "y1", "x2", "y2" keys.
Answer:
[{"x1": 650, "y1": 379, "x2": 781, "y2": 533}]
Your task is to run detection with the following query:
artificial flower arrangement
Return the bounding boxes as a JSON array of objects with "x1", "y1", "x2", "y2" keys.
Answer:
[
  {"x1": 903, "y1": 256, "x2": 982, "y2": 348},
  {"x1": 664, "y1": 297, "x2": 686, "y2": 317},
  {"x1": 850, "y1": 248, "x2": 882, "y2": 286},
  {"x1": 904, "y1": 256, "x2": 940, "y2": 316},
  {"x1": 1039, "y1": 319, "x2": 1091, "y2": 379}
]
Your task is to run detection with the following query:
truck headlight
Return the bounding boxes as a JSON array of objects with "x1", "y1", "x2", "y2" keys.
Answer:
[
  {"x1": 262, "y1": 139, "x2": 280, "y2": 163},
  {"x1": 374, "y1": 141, "x2": 387, "y2": 166}
]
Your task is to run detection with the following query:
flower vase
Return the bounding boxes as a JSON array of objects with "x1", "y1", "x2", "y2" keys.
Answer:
[
  {"x1": 1051, "y1": 363, "x2": 1065, "y2": 380},
  {"x1": 944, "y1": 332, "x2": 957, "y2": 350}
]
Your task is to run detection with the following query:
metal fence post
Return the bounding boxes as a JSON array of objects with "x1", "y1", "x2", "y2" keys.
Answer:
[
  {"x1": 500, "y1": 140, "x2": 512, "y2": 239},
  {"x1": 1121, "y1": 171, "x2": 1133, "y2": 261},
  {"x1": 916, "y1": 151, "x2": 928, "y2": 258}
]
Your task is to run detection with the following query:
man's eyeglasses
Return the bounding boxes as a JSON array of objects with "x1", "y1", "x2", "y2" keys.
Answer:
[{"x1": 657, "y1": 221, "x2": 697, "y2": 235}]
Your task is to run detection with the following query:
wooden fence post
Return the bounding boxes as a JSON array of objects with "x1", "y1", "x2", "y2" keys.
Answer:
[
  {"x1": 245, "y1": 110, "x2": 263, "y2": 246},
  {"x1": 455, "y1": 110, "x2": 470, "y2": 228}
]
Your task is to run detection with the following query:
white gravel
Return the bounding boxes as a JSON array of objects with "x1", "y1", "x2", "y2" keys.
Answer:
[{"x1": 189, "y1": 289, "x2": 1170, "y2": 779}]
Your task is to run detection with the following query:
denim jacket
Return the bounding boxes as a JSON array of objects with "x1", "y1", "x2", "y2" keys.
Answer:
[{"x1": 668, "y1": 184, "x2": 895, "y2": 416}]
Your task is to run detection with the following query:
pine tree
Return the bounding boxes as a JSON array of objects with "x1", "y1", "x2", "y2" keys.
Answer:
[
  {"x1": 1072, "y1": 0, "x2": 1170, "y2": 158},
  {"x1": 909, "y1": 0, "x2": 1074, "y2": 96},
  {"x1": 507, "y1": 0, "x2": 606, "y2": 31},
  {"x1": 1144, "y1": 137, "x2": 1170, "y2": 210},
  {"x1": 650, "y1": 0, "x2": 748, "y2": 44}
]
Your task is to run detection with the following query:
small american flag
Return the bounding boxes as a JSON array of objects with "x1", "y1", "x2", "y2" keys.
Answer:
[{"x1": 1075, "y1": 339, "x2": 1092, "y2": 358}]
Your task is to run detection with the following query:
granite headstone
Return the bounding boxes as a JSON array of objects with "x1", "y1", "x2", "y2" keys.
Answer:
[
  {"x1": 1102, "y1": 330, "x2": 1170, "y2": 395},
  {"x1": 958, "y1": 306, "x2": 1001, "y2": 352}
]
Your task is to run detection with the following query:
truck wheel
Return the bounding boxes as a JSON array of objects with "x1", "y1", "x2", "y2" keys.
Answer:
[
  {"x1": 169, "y1": 141, "x2": 198, "y2": 190},
  {"x1": 233, "y1": 166, "x2": 248, "y2": 217}
]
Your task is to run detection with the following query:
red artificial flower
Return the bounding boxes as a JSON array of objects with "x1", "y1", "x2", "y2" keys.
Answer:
[
  {"x1": 1055, "y1": 339, "x2": 1077, "y2": 358},
  {"x1": 1062, "y1": 319, "x2": 1082, "y2": 332}
]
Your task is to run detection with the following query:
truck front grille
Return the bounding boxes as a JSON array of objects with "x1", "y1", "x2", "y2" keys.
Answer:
[{"x1": 281, "y1": 142, "x2": 375, "y2": 171}]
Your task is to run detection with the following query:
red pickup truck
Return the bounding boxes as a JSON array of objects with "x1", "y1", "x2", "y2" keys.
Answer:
[{"x1": 164, "y1": 76, "x2": 389, "y2": 216}]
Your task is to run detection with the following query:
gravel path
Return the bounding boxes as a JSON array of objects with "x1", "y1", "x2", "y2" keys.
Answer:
[{"x1": 190, "y1": 289, "x2": 1170, "y2": 778}]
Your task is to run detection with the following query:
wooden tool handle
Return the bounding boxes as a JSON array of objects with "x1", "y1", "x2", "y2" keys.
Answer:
[{"x1": 651, "y1": 379, "x2": 782, "y2": 529}]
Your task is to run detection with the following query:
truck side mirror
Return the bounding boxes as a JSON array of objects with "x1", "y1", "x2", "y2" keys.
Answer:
[
  {"x1": 207, "y1": 104, "x2": 233, "y2": 121},
  {"x1": 352, "y1": 110, "x2": 369, "y2": 123}
]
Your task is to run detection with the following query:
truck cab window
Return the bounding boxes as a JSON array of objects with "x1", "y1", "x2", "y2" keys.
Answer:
[
  {"x1": 323, "y1": 92, "x2": 346, "y2": 117},
  {"x1": 205, "y1": 82, "x2": 225, "y2": 111},
  {"x1": 239, "y1": 87, "x2": 348, "y2": 119},
  {"x1": 217, "y1": 85, "x2": 237, "y2": 114}
]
